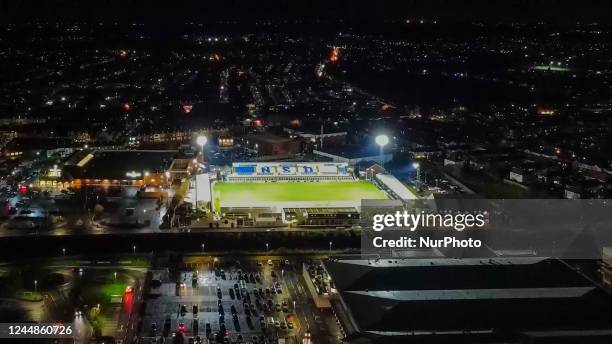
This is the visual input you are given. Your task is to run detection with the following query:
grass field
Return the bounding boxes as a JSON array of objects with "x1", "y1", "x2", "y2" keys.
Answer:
[{"x1": 213, "y1": 180, "x2": 387, "y2": 209}]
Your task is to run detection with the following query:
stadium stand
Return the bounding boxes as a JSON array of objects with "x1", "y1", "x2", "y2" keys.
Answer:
[
  {"x1": 227, "y1": 162, "x2": 354, "y2": 182},
  {"x1": 375, "y1": 173, "x2": 417, "y2": 200}
]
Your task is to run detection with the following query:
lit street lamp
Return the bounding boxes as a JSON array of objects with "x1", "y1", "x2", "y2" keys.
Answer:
[
  {"x1": 201, "y1": 243, "x2": 205, "y2": 253},
  {"x1": 329, "y1": 241, "x2": 333, "y2": 253},
  {"x1": 34, "y1": 280, "x2": 38, "y2": 292},
  {"x1": 114, "y1": 272, "x2": 117, "y2": 281},
  {"x1": 132, "y1": 245, "x2": 136, "y2": 254},
  {"x1": 375, "y1": 134, "x2": 389, "y2": 167},
  {"x1": 62, "y1": 248, "x2": 66, "y2": 257},
  {"x1": 265, "y1": 243, "x2": 269, "y2": 251},
  {"x1": 412, "y1": 162, "x2": 421, "y2": 187}
]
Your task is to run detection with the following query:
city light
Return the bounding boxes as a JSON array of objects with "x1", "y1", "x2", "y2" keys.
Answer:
[
  {"x1": 3, "y1": 10, "x2": 612, "y2": 344},
  {"x1": 329, "y1": 46, "x2": 341, "y2": 62},
  {"x1": 126, "y1": 171, "x2": 142, "y2": 178}
]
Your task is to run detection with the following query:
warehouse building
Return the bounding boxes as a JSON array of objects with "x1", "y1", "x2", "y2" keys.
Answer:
[{"x1": 324, "y1": 257, "x2": 612, "y2": 343}]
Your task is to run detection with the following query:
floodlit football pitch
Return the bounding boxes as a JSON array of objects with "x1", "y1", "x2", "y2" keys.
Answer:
[{"x1": 213, "y1": 180, "x2": 388, "y2": 210}]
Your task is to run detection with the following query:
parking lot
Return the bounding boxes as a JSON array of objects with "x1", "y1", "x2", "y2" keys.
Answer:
[{"x1": 140, "y1": 255, "x2": 337, "y2": 344}]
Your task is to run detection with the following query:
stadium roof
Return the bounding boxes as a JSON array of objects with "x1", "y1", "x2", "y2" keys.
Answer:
[
  {"x1": 347, "y1": 287, "x2": 595, "y2": 301},
  {"x1": 325, "y1": 257, "x2": 612, "y2": 341},
  {"x1": 375, "y1": 173, "x2": 417, "y2": 200}
]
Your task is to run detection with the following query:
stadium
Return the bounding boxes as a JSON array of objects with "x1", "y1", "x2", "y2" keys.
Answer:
[{"x1": 198, "y1": 162, "x2": 416, "y2": 227}]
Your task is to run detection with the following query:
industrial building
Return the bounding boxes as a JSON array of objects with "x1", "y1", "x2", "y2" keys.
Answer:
[
  {"x1": 324, "y1": 256, "x2": 612, "y2": 343},
  {"x1": 37, "y1": 150, "x2": 195, "y2": 190}
]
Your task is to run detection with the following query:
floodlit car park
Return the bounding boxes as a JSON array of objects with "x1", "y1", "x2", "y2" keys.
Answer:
[{"x1": 139, "y1": 256, "x2": 336, "y2": 344}]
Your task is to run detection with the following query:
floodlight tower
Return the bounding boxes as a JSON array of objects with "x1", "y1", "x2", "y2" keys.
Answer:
[
  {"x1": 375, "y1": 134, "x2": 389, "y2": 168},
  {"x1": 195, "y1": 135, "x2": 207, "y2": 209}
]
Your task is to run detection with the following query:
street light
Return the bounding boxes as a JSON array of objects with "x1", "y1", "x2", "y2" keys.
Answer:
[
  {"x1": 201, "y1": 243, "x2": 205, "y2": 253},
  {"x1": 132, "y1": 245, "x2": 136, "y2": 254},
  {"x1": 265, "y1": 243, "x2": 269, "y2": 251},
  {"x1": 62, "y1": 248, "x2": 66, "y2": 257},
  {"x1": 375, "y1": 134, "x2": 389, "y2": 167},
  {"x1": 114, "y1": 272, "x2": 117, "y2": 281},
  {"x1": 329, "y1": 241, "x2": 333, "y2": 253},
  {"x1": 412, "y1": 162, "x2": 420, "y2": 187},
  {"x1": 34, "y1": 280, "x2": 38, "y2": 291}
]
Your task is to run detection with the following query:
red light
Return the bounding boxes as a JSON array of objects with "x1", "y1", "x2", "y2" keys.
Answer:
[
  {"x1": 125, "y1": 286, "x2": 133, "y2": 293},
  {"x1": 19, "y1": 184, "x2": 27, "y2": 194},
  {"x1": 122, "y1": 103, "x2": 131, "y2": 111},
  {"x1": 182, "y1": 104, "x2": 193, "y2": 113},
  {"x1": 254, "y1": 119, "x2": 262, "y2": 126},
  {"x1": 329, "y1": 47, "x2": 341, "y2": 63},
  {"x1": 178, "y1": 324, "x2": 185, "y2": 332}
]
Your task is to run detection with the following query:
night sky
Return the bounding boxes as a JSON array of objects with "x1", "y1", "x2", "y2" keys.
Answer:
[{"x1": 1, "y1": 0, "x2": 612, "y2": 23}]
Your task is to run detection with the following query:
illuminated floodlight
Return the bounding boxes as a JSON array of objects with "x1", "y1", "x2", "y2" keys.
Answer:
[
  {"x1": 412, "y1": 162, "x2": 420, "y2": 169},
  {"x1": 196, "y1": 135, "x2": 207, "y2": 147},
  {"x1": 375, "y1": 134, "x2": 389, "y2": 147}
]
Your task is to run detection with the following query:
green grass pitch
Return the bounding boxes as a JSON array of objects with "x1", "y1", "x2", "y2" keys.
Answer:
[{"x1": 213, "y1": 180, "x2": 387, "y2": 205}]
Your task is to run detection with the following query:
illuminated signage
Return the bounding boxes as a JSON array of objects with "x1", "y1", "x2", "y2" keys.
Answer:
[{"x1": 126, "y1": 171, "x2": 142, "y2": 178}]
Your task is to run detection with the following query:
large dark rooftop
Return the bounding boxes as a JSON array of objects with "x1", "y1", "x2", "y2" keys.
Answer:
[{"x1": 325, "y1": 257, "x2": 612, "y2": 342}]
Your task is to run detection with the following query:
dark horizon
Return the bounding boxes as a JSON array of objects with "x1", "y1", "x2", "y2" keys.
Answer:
[{"x1": 2, "y1": 0, "x2": 612, "y2": 24}]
